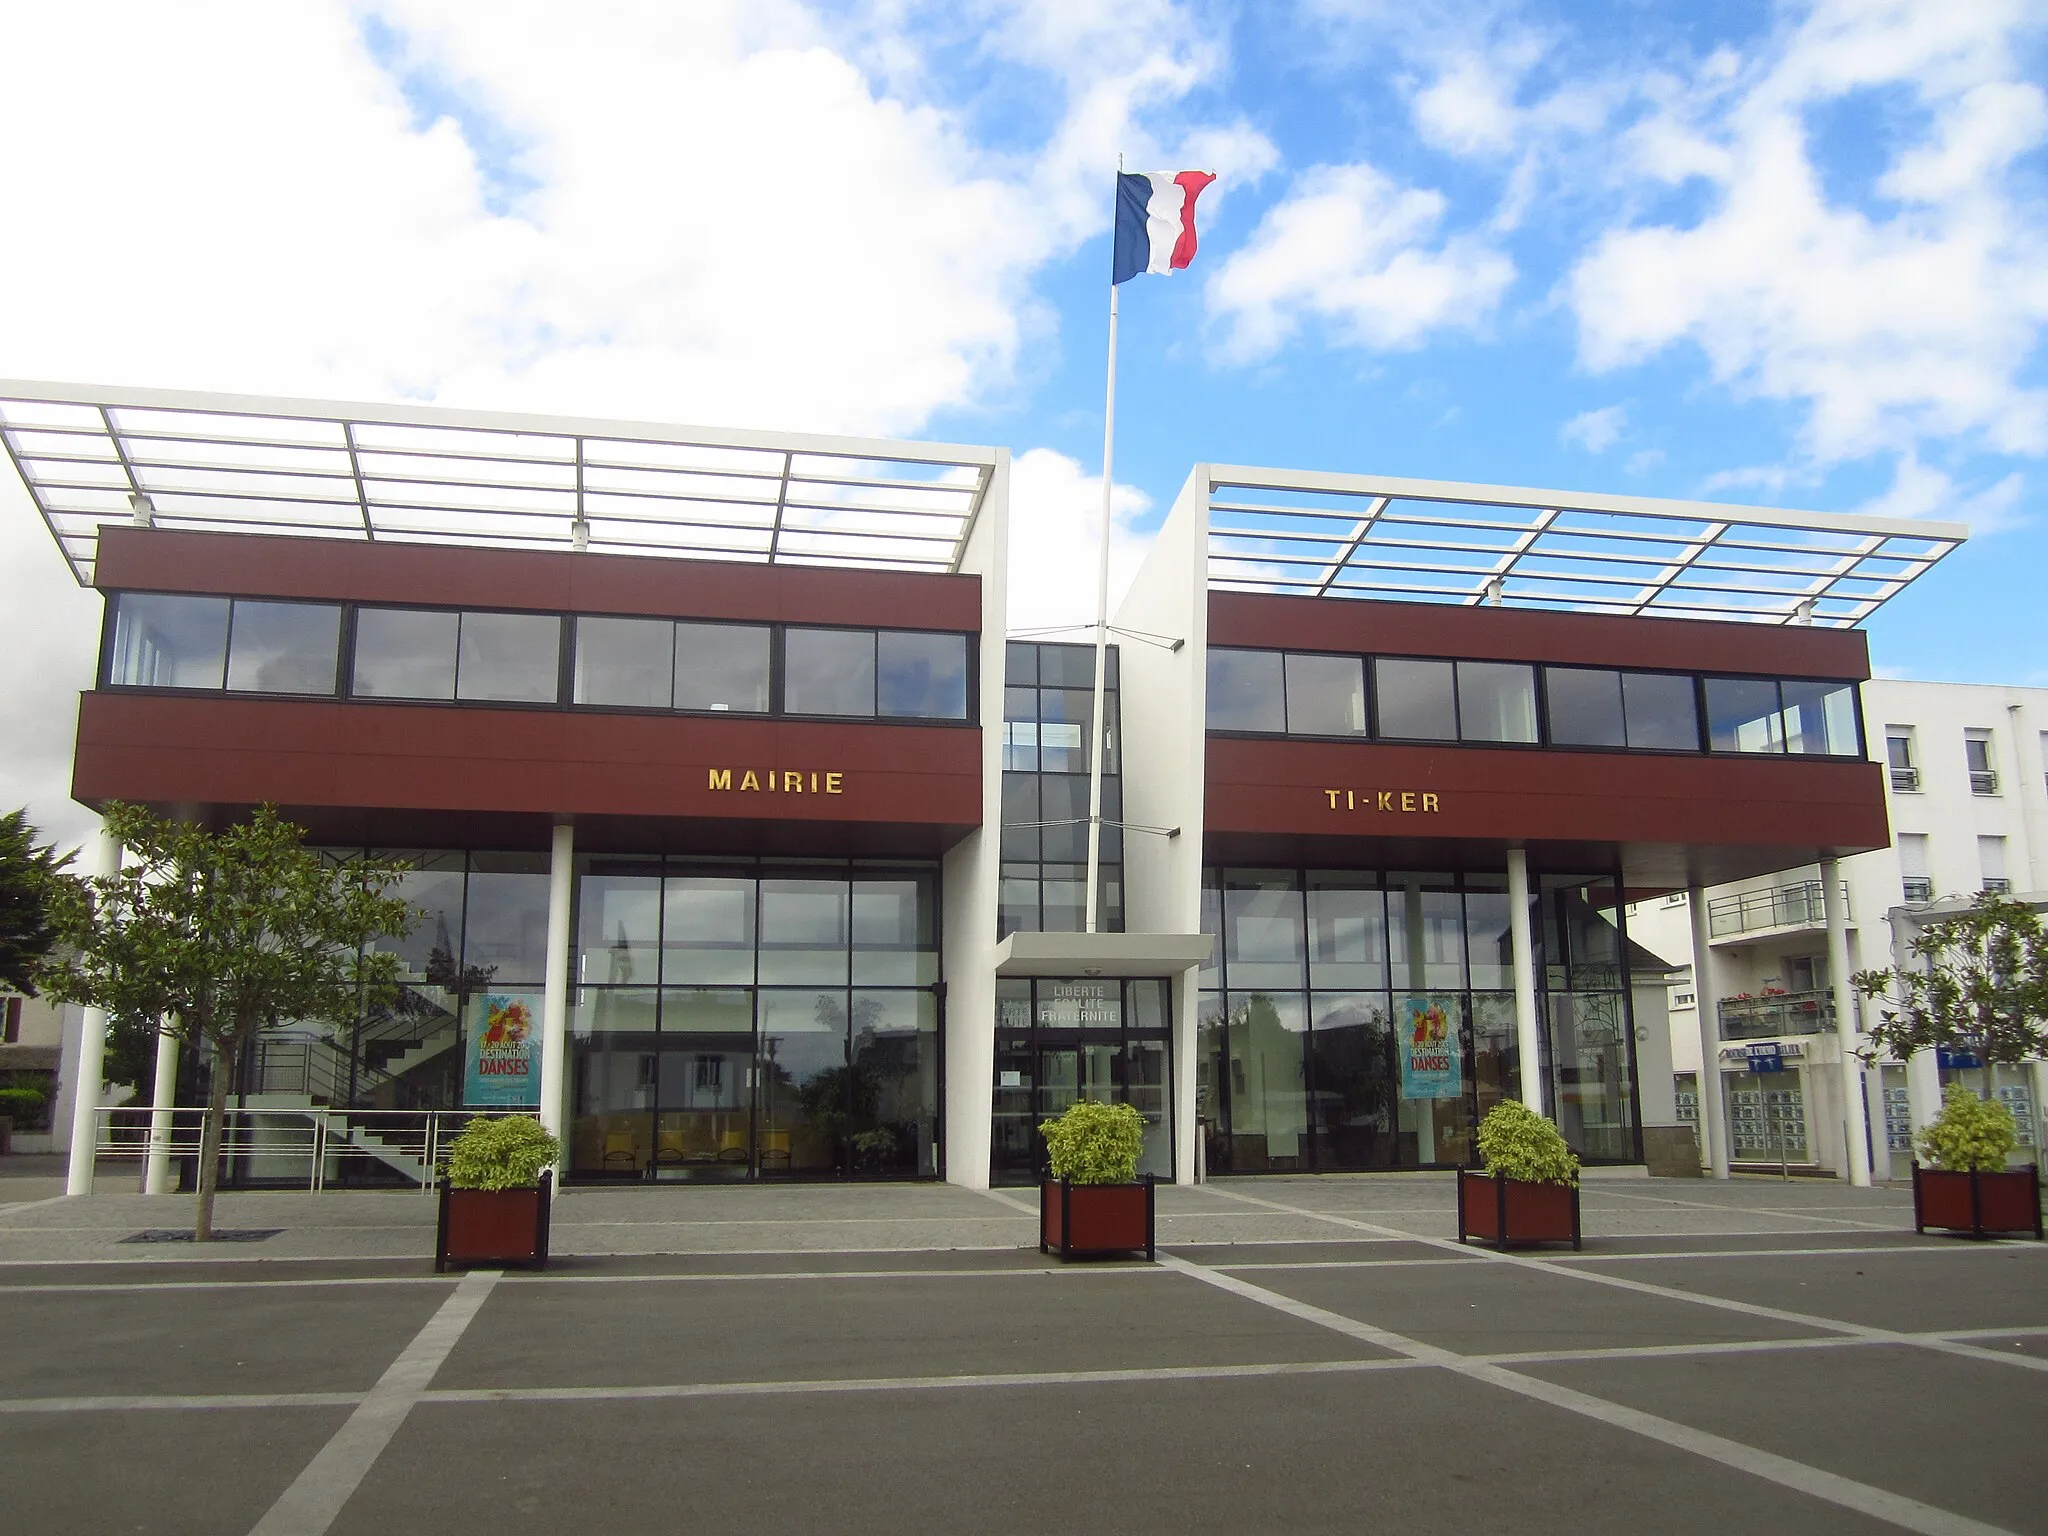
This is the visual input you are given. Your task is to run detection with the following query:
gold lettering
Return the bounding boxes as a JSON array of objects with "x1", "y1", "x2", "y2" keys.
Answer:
[
  {"x1": 1422, "y1": 792, "x2": 1440, "y2": 813},
  {"x1": 1401, "y1": 791, "x2": 1416, "y2": 812},
  {"x1": 740, "y1": 771, "x2": 760, "y2": 792},
  {"x1": 825, "y1": 772, "x2": 844, "y2": 795},
  {"x1": 810, "y1": 772, "x2": 818, "y2": 793},
  {"x1": 1325, "y1": 789, "x2": 1341, "y2": 809},
  {"x1": 1378, "y1": 791, "x2": 1393, "y2": 811},
  {"x1": 708, "y1": 768, "x2": 732, "y2": 791},
  {"x1": 784, "y1": 771, "x2": 803, "y2": 793},
  {"x1": 1347, "y1": 789, "x2": 1355, "y2": 809}
]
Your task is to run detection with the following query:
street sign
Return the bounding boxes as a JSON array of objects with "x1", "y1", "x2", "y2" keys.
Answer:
[{"x1": 1746, "y1": 1043, "x2": 1785, "y2": 1074}]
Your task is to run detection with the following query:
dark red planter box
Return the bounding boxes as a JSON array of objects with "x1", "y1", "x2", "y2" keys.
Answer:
[
  {"x1": 1457, "y1": 1168, "x2": 1581, "y2": 1251},
  {"x1": 1041, "y1": 1178, "x2": 1155, "y2": 1260},
  {"x1": 1912, "y1": 1164, "x2": 2042, "y2": 1240},
  {"x1": 436, "y1": 1171, "x2": 553, "y2": 1270}
]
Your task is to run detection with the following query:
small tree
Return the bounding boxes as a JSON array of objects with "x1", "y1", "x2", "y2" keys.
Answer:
[
  {"x1": 1853, "y1": 892, "x2": 2048, "y2": 1090},
  {"x1": 0, "y1": 808, "x2": 74, "y2": 996},
  {"x1": 40, "y1": 804, "x2": 413, "y2": 1239}
]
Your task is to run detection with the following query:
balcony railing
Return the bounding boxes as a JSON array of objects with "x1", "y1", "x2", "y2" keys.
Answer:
[
  {"x1": 1970, "y1": 769, "x2": 1999, "y2": 796},
  {"x1": 1984, "y1": 878, "x2": 2012, "y2": 895},
  {"x1": 1889, "y1": 766, "x2": 1920, "y2": 792},
  {"x1": 1706, "y1": 880, "x2": 1848, "y2": 938},
  {"x1": 1902, "y1": 876, "x2": 1934, "y2": 904},
  {"x1": 1718, "y1": 990, "x2": 1836, "y2": 1040}
]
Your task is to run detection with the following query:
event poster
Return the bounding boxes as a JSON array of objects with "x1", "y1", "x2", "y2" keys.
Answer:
[
  {"x1": 1397, "y1": 994, "x2": 1463, "y2": 1100},
  {"x1": 463, "y1": 992, "x2": 543, "y2": 1108}
]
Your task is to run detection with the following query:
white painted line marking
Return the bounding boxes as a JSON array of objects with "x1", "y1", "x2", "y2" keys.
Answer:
[
  {"x1": 1160, "y1": 1255, "x2": 2017, "y2": 1536},
  {"x1": 0, "y1": 1391, "x2": 363, "y2": 1414},
  {"x1": 246, "y1": 1268, "x2": 499, "y2": 1536}
]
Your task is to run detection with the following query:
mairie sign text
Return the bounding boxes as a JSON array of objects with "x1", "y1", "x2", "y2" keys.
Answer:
[
  {"x1": 710, "y1": 769, "x2": 846, "y2": 794},
  {"x1": 1323, "y1": 788, "x2": 1442, "y2": 813}
]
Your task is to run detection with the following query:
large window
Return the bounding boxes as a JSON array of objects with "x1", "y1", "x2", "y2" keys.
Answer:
[
  {"x1": 1202, "y1": 640, "x2": 1854, "y2": 758},
  {"x1": 103, "y1": 591, "x2": 970, "y2": 724},
  {"x1": 1000, "y1": 641, "x2": 1122, "y2": 938}
]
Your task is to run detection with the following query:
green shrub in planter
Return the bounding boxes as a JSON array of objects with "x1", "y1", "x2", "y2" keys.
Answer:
[
  {"x1": 446, "y1": 1116, "x2": 560, "y2": 1191},
  {"x1": 1040, "y1": 1100, "x2": 1144, "y2": 1184},
  {"x1": 1475, "y1": 1101, "x2": 1579, "y2": 1187},
  {"x1": 1919, "y1": 1084, "x2": 2018, "y2": 1173}
]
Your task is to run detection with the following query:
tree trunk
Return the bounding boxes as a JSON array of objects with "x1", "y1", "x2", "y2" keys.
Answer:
[{"x1": 193, "y1": 1035, "x2": 236, "y2": 1241}]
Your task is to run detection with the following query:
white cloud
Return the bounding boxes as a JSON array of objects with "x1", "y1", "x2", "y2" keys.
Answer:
[
  {"x1": 1566, "y1": 1, "x2": 2048, "y2": 466},
  {"x1": 1005, "y1": 447, "x2": 1151, "y2": 633},
  {"x1": 1561, "y1": 404, "x2": 1626, "y2": 453},
  {"x1": 1855, "y1": 453, "x2": 2026, "y2": 535},
  {"x1": 1206, "y1": 164, "x2": 1515, "y2": 360}
]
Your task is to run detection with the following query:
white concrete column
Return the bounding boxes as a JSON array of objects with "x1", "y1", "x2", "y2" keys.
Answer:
[
  {"x1": 538, "y1": 822, "x2": 574, "y2": 1170},
  {"x1": 1905, "y1": 1047, "x2": 1943, "y2": 1138},
  {"x1": 1688, "y1": 885, "x2": 1731, "y2": 1179},
  {"x1": 1862, "y1": 1063, "x2": 1892, "y2": 1181},
  {"x1": 143, "y1": 1025, "x2": 180, "y2": 1194},
  {"x1": 1505, "y1": 848, "x2": 1543, "y2": 1114},
  {"x1": 1820, "y1": 858, "x2": 1871, "y2": 1187},
  {"x1": 64, "y1": 827, "x2": 122, "y2": 1198},
  {"x1": 1172, "y1": 963, "x2": 1198, "y2": 1186}
]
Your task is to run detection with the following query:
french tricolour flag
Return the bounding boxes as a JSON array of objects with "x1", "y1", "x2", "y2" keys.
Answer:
[{"x1": 1113, "y1": 170, "x2": 1216, "y2": 285}]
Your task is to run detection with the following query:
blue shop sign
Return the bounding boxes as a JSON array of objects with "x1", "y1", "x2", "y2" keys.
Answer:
[
  {"x1": 1745, "y1": 1043, "x2": 1785, "y2": 1074},
  {"x1": 1936, "y1": 1047, "x2": 1983, "y2": 1070}
]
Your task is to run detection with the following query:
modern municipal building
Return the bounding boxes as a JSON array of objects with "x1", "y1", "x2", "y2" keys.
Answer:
[{"x1": 4, "y1": 384, "x2": 1968, "y2": 1192}]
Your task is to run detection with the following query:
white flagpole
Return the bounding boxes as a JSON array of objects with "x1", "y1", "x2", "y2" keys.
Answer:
[{"x1": 1084, "y1": 251, "x2": 1119, "y2": 935}]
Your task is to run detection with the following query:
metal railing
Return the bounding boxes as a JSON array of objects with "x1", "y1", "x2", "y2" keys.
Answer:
[
  {"x1": 1706, "y1": 880, "x2": 1848, "y2": 938},
  {"x1": 1970, "y1": 769, "x2": 1999, "y2": 796},
  {"x1": 85, "y1": 1105, "x2": 539, "y2": 1193},
  {"x1": 1717, "y1": 990, "x2": 1836, "y2": 1040},
  {"x1": 1902, "y1": 876, "x2": 1934, "y2": 904},
  {"x1": 1889, "y1": 765, "x2": 1920, "y2": 792},
  {"x1": 1983, "y1": 878, "x2": 2012, "y2": 895}
]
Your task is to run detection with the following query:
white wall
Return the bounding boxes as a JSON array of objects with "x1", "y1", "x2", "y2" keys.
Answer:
[
  {"x1": 940, "y1": 452, "x2": 1008, "y2": 1189},
  {"x1": 1113, "y1": 467, "x2": 1211, "y2": 1183}
]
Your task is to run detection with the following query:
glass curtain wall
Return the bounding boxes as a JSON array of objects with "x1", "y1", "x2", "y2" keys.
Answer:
[
  {"x1": 1197, "y1": 868, "x2": 1639, "y2": 1172},
  {"x1": 990, "y1": 977, "x2": 1173, "y2": 1185},
  {"x1": 1000, "y1": 641, "x2": 1123, "y2": 935},
  {"x1": 569, "y1": 858, "x2": 942, "y2": 1183}
]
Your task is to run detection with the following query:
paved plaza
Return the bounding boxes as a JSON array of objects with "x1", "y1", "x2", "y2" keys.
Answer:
[{"x1": 2, "y1": 1164, "x2": 2044, "y2": 1535}]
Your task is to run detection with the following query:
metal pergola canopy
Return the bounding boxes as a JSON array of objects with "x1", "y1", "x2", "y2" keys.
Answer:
[
  {"x1": 1203, "y1": 465, "x2": 1968, "y2": 627},
  {"x1": 0, "y1": 382, "x2": 1002, "y2": 585}
]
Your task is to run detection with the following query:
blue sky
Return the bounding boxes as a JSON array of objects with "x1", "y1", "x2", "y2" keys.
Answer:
[{"x1": 0, "y1": 0, "x2": 2044, "y2": 838}]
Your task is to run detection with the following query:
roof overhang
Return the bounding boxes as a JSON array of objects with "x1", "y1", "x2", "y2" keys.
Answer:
[
  {"x1": 993, "y1": 931, "x2": 1213, "y2": 978},
  {"x1": 0, "y1": 381, "x2": 1003, "y2": 585},
  {"x1": 1201, "y1": 464, "x2": 1968, "y2": 628}
]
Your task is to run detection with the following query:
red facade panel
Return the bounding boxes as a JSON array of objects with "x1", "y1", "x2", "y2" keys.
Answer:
[
  {"x1": 1208, "y1": 590, "x2": 1871, "y2": 679},
  {"x1": 1205, "y1": 736, "x2": 1890, "y2": 858},
  {"x1": 74, "y1": 693, "x2": 982, "y2": 832},
  {"x1": 93, "y1": 526, "x2": 983, "y2": 631}
]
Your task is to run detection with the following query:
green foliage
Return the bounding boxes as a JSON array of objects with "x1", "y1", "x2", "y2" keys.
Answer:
[
  {"x1": 0, "y1": 808, "x2": 74, "y2": 996},
  {"x1": 1475, "y1": 1100, "x2": 1580, "y2": 1187},
  {"x1": 0, "y1": 1085, "x2": 48, "y2": 1128},
  {"x1": 37, "y1": 803, "x2": 415, "y2": 1238},
  {"x1": 1040, "y1": 1099, "x2": 1144, "y2": 1185},
  {"x1": 1917, "y1": 1084, "x2": 2018, "y2": 1173},
  {"x1": 1854, "y1": 892, "x2": 2048, "y2": 1067},
  {"x1": 446, "y1": 1115, "x2": 561, "y2": 1190}
]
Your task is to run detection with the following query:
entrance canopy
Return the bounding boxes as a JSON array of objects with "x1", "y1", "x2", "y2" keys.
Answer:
[
  {"x1": 1202, "y1": 465, "x2": 1966, "y2": 627},
  {"x1": 0, "y1": 381, "x2": 1003, "y2": 584}
]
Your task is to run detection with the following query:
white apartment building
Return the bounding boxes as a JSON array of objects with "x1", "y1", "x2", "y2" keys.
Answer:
[{"x1": 1631, "y1": 679, "x2": 2048, "y2": 1180}]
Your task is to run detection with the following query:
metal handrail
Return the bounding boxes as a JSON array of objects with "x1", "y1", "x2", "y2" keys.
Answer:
[
  {"x1": 87, "y1": 1105, "x2": 541, "y2": 1193},
  {"x1": 1716, "y1": 989, "x2": 1836, "y2": 1040},
  {"x1": 1706, "y1": 880, "x2": 1849, "y2": 938}
]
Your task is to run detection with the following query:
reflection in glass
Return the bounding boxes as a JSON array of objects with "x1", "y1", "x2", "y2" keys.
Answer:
[
  {"x1": 852, "y1": 875, "x2": 935, "y2": 984},
  {"x1": 1469, "y1": 992, "x2": 1520, "y2": 1122},
  {"x1": 1457, "y1": 661, "x2": 1538, "y2": 743},
  {"x1": 352, "y1": 608, "x2": 458, "y2": 699},
  {"x1": 576, "y1": 864, "x2": 661, "y2": 986},
  {"x1": 878, "y1": 631, "x2": 969, "y2": 719},
  {"x1": 368, "y1": 855, "x2": 466, "y2": 982},
  {"x1": 569, "y1": 990, "x2": 657, "y2": 1179},
  {"x1": 1705, "y1": 677, "x2": 1784, "y2": 753},
  {"x1": 1781, "y1": 679, "x2": 1858, "y2": 756},
  {"x1": 1623, "y1": 671, "x2": 1700, "y2": 750},
  {"x1": 1207, "y1": 649, "x2": 1285, "y2": 732},
  {"x1": 1374, "y1": 658, "x2": 1457, "y2": 739},
  {"x1": 1125, "y1": 1038, "x2": 1172, "y2": 1178},
  {"x1": 784, "y1": 627, "x2": 876, "y2": 716},
  {"x1": 1222, "y1": 874, "x2": 1306, "y2": 991},
  {"x1": 1547, "y1": 990, "x2": 1635, "y2": 1161},
  {"x1": 1225, "y1": 992, "x2": 1309, "y2": 1171},
  {"x1": 1038, "y1": 689, "x2": 1102, "y2": 773},
  {"x1": 654, "y1": 988, "x2": 753, "y2": 1180},
  {"x1": 457, "y1": 611, "x2": 561, "y2": 703},
  {"x1": 1463, "y1": 883, "x2": 1514, "y2": 989},
  {"x1": 226, "y1": 600, "x2": 341, "y2": 694},
  {"x1": 849, "y1": 990, "x2": 938, "y2": 1175},
  {"x1": 1284, "y1": 653, "x2": 1366, "y2": 736},
  {"x1": 110, "y1": 593, "x2": 229, "y2": 689},
  {"x1": 662, "y1": 875, "x2": 756, "y2": 985},
  {"x1": 463, "y1": 856, "x2": 551, "y2": 984},
  {"x1": 575, "y1": 616, "x2": 673, "y2": 708},
  {"x1": 758, "y1": 878, "x2": 849, "y2": 984},
  {"x1": 758, "y1": 989, "x2": 849, "y2": 1174},
  {"x1": 1309, "y1": 993, "x2": 1395, "y2": 1169},
  {"x1": 1307, "y1": 876, "x2": 1387, "y2": 991},
  {"x1": 673, "y1": 622, "x2": 771, "y2": 713},
  {"x1": 1397, "y1": 993, "x2": 1474, "y2": 1167},
  {"x1": 1387, "y1": 877, "x2": 1465, "y2": 991},
  {"x1": 1544, "y1": 667, "x2": 1625, "y2": 747}
]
